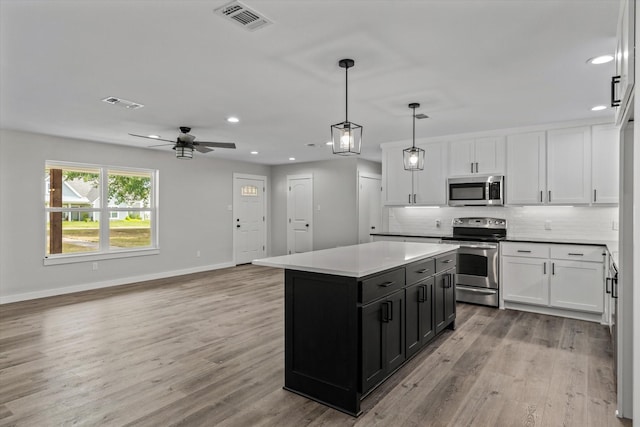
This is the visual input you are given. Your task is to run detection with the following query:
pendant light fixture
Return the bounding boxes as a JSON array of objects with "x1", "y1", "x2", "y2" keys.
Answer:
[
  {"x1": 331, "y1": 59, "x2": 362, "y2": 155},
  {"x1": 403, "y1": 103, "x2": 425, "y2": 171}
]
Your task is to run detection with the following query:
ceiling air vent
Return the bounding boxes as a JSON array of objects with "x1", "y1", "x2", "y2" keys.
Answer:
[
  {"x1": 214, "y1": 1, "x2": 272, "y2": 32},
  {"x1": 415, "y1": 114, "x2": 429, "y2": 119},
  {"x1": 101, "y1": 96, "x2": 144, "y2": 110}
]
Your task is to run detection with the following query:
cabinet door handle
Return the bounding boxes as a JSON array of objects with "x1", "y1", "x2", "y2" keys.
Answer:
[
  {"x1": 475, "y1": 162, "x2": 479, "y2": 173},
  {"x1": 517, "y1": 250, "x2": 532, "y2": 253},
  {"x1": 568, "y1": 253, "x2": 584, "y2": 256},
  {"x1": 552, "y1": 262, "x2": 555, "y2": 275},
  {"x1": 470, "y1": 162, "x2": 474, "y2": 173},
  {"x1": 612, "y1": 278, "x2": 618, "y2": 299},
  {"x1": 594, "y1": 189, "x2": 597, "y2": 203},
  {"x1": 408, "y1": 194, "x2": 412, "y2": 203},
  {"x1": 379, "y1": 281, "x2": 395, "y2": 288},
  {"x1": 382, "y1": 302, "x2": 390, "y2": 322},
  {"x1": 543, "y1": 262, "x2": 546, "y2": 275},
  {"x1": 418, "y1": 285, "x2": 426, "y2": 302},
  {"x1": 540, "y1": 190, "x2": 543, "y2": 203},
  {"x1": 606, "y1": 277, "x2": 612, "y2": 294},
  {"x1": 413, "y1": 194, "x2": 416, "y2": 203},
  {"x1": 548, "y1": 190, "x2": 551, "y2": 203},
  {"x1": 611, "y1": 75, "x2": 621, "y2": 107},
  {"x1": 387, "y1": 301, "x2": 393, "y2": 321}
]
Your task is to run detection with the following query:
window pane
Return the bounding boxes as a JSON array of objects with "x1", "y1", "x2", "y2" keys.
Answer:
[
  {"x1": 46, "y1": 212, "x2": 100, "y2": 255},
  {"x1": 45, "y1": 166, "x2": 100, "y2": 208},
  {"x1": 109, "y1": 211, "x2": 151, "y2": 249},
  {"x1": 241, "y1": 185, "x2": 258, "y2": 196},
  {"x1": 107, "y1": 170, "x2": 152, "y2": 208}
]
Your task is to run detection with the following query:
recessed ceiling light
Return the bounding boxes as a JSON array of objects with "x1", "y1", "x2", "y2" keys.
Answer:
[
  {"x1": 289, "y1": 157, "x2": 296, "y2": 161},
  {"x1": 227, "y1": 117, "x2": 240, "y2": 123},
  {"x1": 148, "y1": 135, "x2": 160, "y2": 139},
  {"x1": 250, "y1": 151, "x2": 258, "y2": 155},
  {"x1": 591, "y1": 105, "x2": 607, "y2": 111},
  {"x1": 587, "y1": 55, "x2": 614, "y2": 65},
  {"x1": 325, "y1": 141, "x2": 333, "y2": 146}
]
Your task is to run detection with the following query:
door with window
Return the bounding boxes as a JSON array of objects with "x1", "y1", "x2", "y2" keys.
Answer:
[
  {"x1": 233, "y1": 174, "x2": 267, "y2": 264},
  {"x1": 287, "y1": 174, "x2": 313, "y2": 254}
]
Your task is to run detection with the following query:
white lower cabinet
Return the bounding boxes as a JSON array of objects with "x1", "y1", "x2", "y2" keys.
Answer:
[
  {"x1": 501, "y1": 242, "x2": 605, "y2": 319},
  {"x1": 502, "y1": 257, "x2": 549, "y2": 306}
]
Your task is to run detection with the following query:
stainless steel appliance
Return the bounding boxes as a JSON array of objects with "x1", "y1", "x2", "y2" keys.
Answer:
[
  {"x1": 447, "y1": 175, "x2": 504, "y2": 206},
  {"x1": 441, "y1": 217, "x2": 507, "y2": 307}
]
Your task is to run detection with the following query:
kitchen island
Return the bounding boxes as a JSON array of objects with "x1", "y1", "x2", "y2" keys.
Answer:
[{"x1": 253, "y1": 241, "x2": 459, "y2": 416}]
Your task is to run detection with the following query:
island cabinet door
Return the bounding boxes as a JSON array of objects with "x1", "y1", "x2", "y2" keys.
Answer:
[
  {"x1": 406, "y1": 278, "x2": 435, "y2": 359},
  {"x1": 435, "y1": 269, "x2": 456, "y2": 334},
  {"x1": 360, "y1": 289, "x2": 406, "y2": 395}
]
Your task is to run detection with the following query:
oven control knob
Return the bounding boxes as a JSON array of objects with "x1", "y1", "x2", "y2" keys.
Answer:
[{"x1": 488, "y1": 220, "x2": 493, "y2": 225}]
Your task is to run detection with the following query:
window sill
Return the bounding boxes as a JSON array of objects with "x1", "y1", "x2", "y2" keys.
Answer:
[{"x1": 43, "y1": 248, "x2": 160, "y2": 266}]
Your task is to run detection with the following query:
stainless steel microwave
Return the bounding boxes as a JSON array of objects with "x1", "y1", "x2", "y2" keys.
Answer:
[{"x1": 447, "y1": 175, "x2": 504, "y2": 206}]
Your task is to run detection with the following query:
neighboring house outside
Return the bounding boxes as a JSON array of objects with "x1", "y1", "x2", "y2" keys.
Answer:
[{"x1": 45, "y1": 177, "x2": 148, "y2": 221}]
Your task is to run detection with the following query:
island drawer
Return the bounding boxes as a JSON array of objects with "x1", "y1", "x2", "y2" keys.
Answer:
[
  {"x1": 360, "y1": 268, "x2": 405, "y2": 304},
  {"x1": 406, "y1": 258, "x2": 435, "y2": 285},
  {"x1": 435, "y1": 252, "x2": 457, "y2": 273}
]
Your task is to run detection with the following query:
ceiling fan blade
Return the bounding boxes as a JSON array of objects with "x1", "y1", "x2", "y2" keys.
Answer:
[
  {"x1": 148, "y1": 143, "x2": 176, "y2": 148},
  {"x1": 196, "y1": 141, "x2": 236, "y2": 149},
  {"x1": 128, "y1": 133, "x2": 176, "y2": 144},
  {"x1": 194, "y1": 146, "x2": 214, "y2": 154}
]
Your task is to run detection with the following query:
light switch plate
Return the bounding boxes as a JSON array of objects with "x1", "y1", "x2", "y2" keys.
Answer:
[{"x1": 544, "y1": 220, "x2": 552, "y2": 230}]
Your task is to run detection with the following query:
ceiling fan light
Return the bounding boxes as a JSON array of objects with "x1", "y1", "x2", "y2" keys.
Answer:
[{"x1": 176, "y1": 145, "x2": 194, "y2": 159}]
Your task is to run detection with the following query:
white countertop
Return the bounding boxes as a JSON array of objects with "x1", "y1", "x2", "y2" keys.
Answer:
[{"x1": 253, "y1": 241, "x2": 459, "y2": 278}]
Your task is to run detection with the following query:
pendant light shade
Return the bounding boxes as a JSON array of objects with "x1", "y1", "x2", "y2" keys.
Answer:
[
  {"x1": 403, "y1": 103, "x2": 425, "y2": 171},
  {"x1": 331, "y1": 59, "x2": 362, "y2": 155}
]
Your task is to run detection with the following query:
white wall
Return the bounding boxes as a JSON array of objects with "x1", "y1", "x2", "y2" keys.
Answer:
[
  {"x1": 0, "y1": 129, "x2": 270, "y2": 302},
  {"x1": 270, "y1": 158, "x2": 381, "y2": 256},
  {"x1": 388, "y1": 205, "x2": 619, "y2": 242}
]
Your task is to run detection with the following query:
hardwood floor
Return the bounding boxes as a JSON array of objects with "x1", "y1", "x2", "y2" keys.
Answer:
[{"x1": 0, "y1": 265, "x2": 631, "y2": 426}]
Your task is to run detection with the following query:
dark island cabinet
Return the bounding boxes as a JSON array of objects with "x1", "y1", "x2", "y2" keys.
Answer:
[
  {"x1": 361, "y1": 289, "x2": 405, "y2": 395},
  {"x1": 283, "y1": 249, "x2": 457, "y2": 416},
  {"x1": 405, "y1": 277, "x2": 435, "y2": 359}
]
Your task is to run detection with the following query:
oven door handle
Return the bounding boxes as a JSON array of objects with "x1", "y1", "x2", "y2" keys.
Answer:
[
  {"x1": 457, "y1": 287, "x2": 498, "y2": 295},
  {"x1": 457, "y1": 244, "x2": 498, "y2": 249}
]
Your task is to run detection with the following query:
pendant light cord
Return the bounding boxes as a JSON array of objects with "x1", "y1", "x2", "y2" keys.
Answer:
[
  {"x1": 412, "y1": 105, "x2": 416, "y2": 148},
  {"x1": 345, "y1": 66, "x2": 349, "y2": 123}
]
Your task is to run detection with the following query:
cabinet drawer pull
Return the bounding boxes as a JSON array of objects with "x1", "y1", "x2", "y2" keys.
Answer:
[
  {"x1": 517, "y1": 250, "x2": 532, "y2": 253},
  {"x1": 568, "y1": 253, "x2": 584, "y2": 256},
  {"x1": 441, "y1": 259, "x2": 453, "y2": 264},
  {"x1": 416, "y1": 268, "x2": 431, "y2": 274},
  {"x1": 379, "y1": 281, "x2": 395, "y2": 288},
  {"x1": 611, "y1": 75, "x2": 621, "y2": 107}
]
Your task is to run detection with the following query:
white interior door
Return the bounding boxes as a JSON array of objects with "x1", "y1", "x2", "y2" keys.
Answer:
[
  {"x1": 359, "y1": 173, "x2": 382, "y2": 243},
  {"x1": 233, "y1": 174, "x2": 267, "y2": 264},
  {"x1": 287, "y1": 174, "x2": 313, "y2": 254}
]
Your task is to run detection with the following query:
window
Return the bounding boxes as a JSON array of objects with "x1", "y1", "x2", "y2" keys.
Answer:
[
  {"x1": 44, "y1": 161, "x2": 158, "y2": 264},
  {"x1": 241, "y1": 185, "x2": 258, "y2": 196}
]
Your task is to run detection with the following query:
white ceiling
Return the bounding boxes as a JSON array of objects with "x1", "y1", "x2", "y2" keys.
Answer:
[{"x1": 0, "y1": 0, "x2": 619, "y2": 165}]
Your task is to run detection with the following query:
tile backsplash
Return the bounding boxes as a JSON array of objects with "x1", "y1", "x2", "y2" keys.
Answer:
[{"x1": 387, "y1": 206, "x2": 619, "y2": 241}]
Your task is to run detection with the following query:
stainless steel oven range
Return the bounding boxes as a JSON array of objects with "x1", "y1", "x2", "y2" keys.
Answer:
[{"x1": 441, "y1": 217, "x2": 506, "y2": 307}]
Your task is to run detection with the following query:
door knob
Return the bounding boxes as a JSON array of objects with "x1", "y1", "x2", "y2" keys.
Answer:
[
  {"x1": 305, "y1": 224, "x2": 309, "y2": 227},
  {"x1": 236, "y1": 224, "x2": 241, "y2": 228},
  {"x1": 371, "y1": 226, "x2": 376, "y2": 229}
]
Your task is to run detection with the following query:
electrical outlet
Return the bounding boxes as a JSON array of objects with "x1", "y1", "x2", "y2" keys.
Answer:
[
  {"x1": 92, "y1": 262, "x2": 98, "y2": 271},
  {"x1": 317, "y1": 204, "x2": 321, "y2": 211},
  {"x1": 196, "y1": 250, "x2": 201, "y2": 257},
  {"x1": 613, "y1": 221, "x2": 619, "y2": 230},
  {"x1": 435, "y1": 219, "x2": 441, "y2": 228},
  {"x1": 227, "y1": 205, "x2": 232, "y2": 211},
  {"x1": 544, "y1": 220, "x2": 552, "y2": 230}
]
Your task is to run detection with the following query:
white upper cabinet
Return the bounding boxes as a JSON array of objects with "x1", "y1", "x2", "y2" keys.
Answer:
[
  {"x1": 546, "y1": 126, "x2": 591, "y2": 205},
  {"x1": 413, "y1": 142, "x2": 447, "y2": 205},
  {"x1": 591, "y1": 125, "x2": 620, "y2": 204},
  {"x1": 382, "y1": 148, "x2": 413, "y2": 205},
  {"x1": 448, "y1": 137, "x2": 505, "y2": 176},
  {"x1": 506, "y1": 132, "x2": 546, "y2": 205},
  {"x1": 382, "y1": 143, "x2": 448, "y2": 206},
  {"x1": 613, "y1": 0, "x2": 635, "y2": 124}
]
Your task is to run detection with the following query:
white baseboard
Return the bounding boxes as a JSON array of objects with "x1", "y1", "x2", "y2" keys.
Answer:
[
  {"x1": 503, "y1": 301, "x2": 604, "y2": 324},
  {"x1": 0, "y1": 262, "x2": 236, "y2": 304}
]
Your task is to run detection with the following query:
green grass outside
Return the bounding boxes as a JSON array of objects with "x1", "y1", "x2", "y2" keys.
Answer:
[
  {"x1": 61, "y1": 219, "x2": 151, "y2": 229},
  {"x1": 47, "y1": 219, "x2": 151, "y2": 254}
]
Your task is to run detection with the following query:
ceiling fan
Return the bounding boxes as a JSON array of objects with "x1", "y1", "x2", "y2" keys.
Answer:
[{"x1": 129, "y1": 126, "x2": 236, "y2": 159}]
